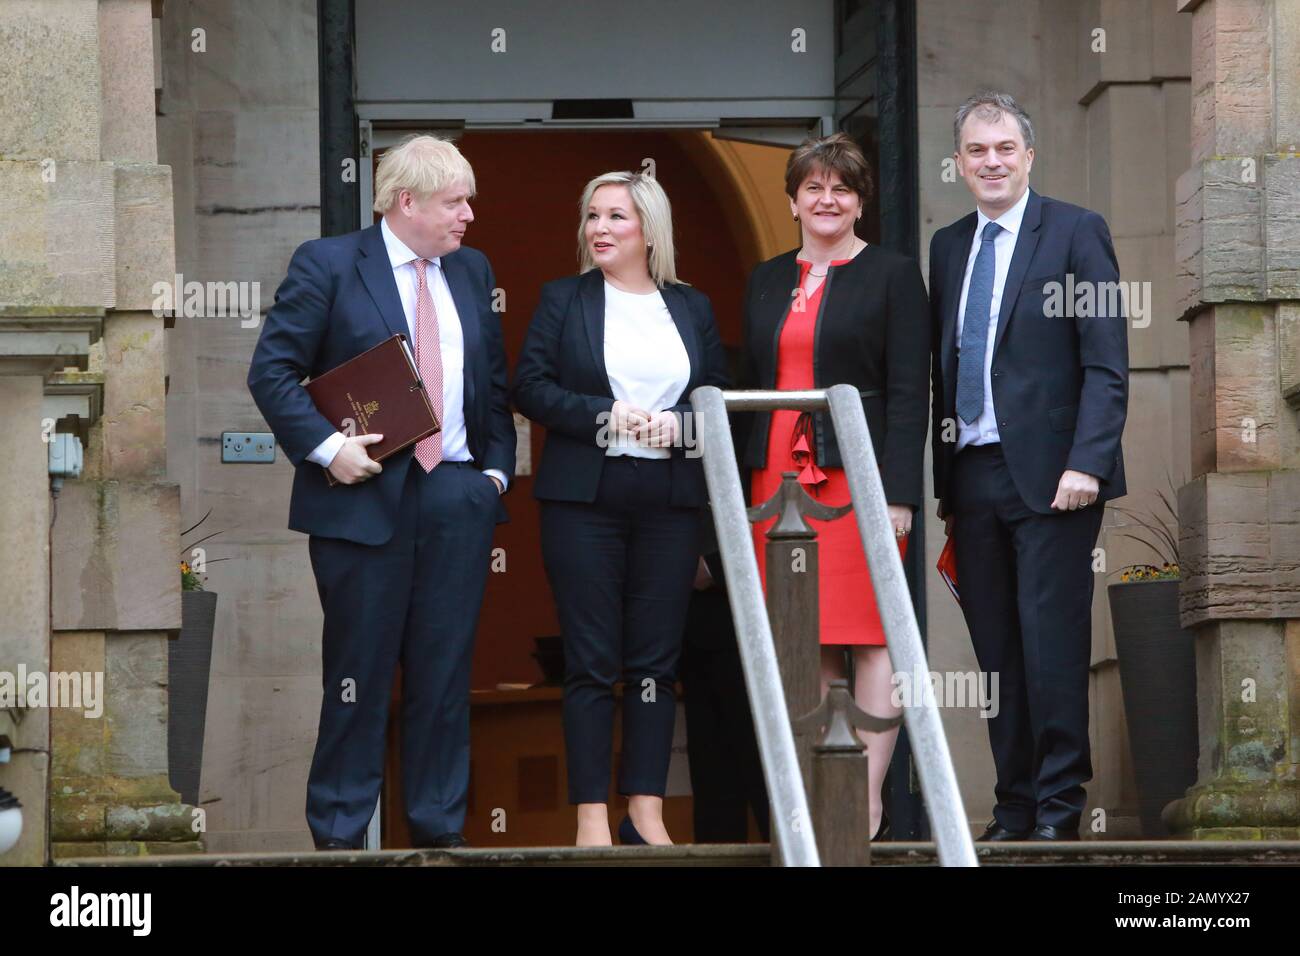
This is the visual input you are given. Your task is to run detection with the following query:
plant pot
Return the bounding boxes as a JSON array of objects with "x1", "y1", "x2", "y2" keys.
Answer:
[
  {"x1": 1107, "y1": 578, "x2": 1197, "y2": 838},
  {"x1": 169, "y1": 590, "x2": 217, "y2": 807}
]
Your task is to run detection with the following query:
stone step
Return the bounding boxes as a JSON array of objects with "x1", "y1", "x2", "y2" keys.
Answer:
[{"x1": 53, "y1": 839, "x2": 1300, "y2": 867}]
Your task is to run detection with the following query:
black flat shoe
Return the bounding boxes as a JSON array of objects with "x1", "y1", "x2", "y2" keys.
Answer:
[
  {"x1": 976, "y1": 820, "x2": 1034, "y2": 842},
  {"x1": 1028, "y1": 823, "x2": 1080, "y2": 841},
  {"x1": 618, "y1": 815, "x2": 648, "y2": 846},
  {"x1": 870, "y1": 807, "x2": 891, "y2": 842}
]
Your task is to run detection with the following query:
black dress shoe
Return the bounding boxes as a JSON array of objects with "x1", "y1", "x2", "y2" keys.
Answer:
[
  {"x1": 1028, "y1": 823, "x2": 1080, "y2": 841},
  {"x1": 426, "y1": 832, "x2": 468, "y2": 848},
  {"x1": 976, "y1": 820, "x2": 1034, "y2": 842},
  {"x1": 315, "y1": 838, "x2": 355, "y2": 851}
]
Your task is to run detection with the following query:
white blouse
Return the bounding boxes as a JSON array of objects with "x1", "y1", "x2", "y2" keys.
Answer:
[{"x1": 602, "y1": 281, "x2": 691, "y2": 459}]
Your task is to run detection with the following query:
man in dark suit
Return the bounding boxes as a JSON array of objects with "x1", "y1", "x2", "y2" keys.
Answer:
[
  {"x1": 929, "y1": 92, "x2": 1128, "y2": 842},
  {"x1": 680, "y1": 508, "x2": 770, "y2": 844},
  {"x1": 248, "y1": 134, "x2": 515, "y2": 850}
]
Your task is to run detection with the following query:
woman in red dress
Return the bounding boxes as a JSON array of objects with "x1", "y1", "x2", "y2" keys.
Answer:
[{"x1": 740, "y1": 134, "x2": 931, "y2": 842}]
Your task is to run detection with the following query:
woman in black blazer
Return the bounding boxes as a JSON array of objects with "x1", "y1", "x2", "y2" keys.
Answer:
[
  {"x1": 741, "y1": 134, "x2": 930, "y2": 842},
  {"x1": 512, "y1": 171, "x2": 729, "y2": 847}
]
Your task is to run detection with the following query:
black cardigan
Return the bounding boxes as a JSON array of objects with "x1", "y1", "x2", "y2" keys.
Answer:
[{"x1": 739, "y1": 245, "x2": 931, "y2": 510}]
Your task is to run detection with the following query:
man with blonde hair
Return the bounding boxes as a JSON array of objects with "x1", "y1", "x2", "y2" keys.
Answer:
[{"x1": 248, "y1": 134, "x2": 515, "y2": 850}]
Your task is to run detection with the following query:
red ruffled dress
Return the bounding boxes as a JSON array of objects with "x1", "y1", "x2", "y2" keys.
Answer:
[{"x1": 751, "y1": 258, "x2": 907, "y2": 646}]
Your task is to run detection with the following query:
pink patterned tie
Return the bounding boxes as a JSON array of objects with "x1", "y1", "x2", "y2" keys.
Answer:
[{"x1": 412, "y1": 258, "x2": 444, "y2": 472}]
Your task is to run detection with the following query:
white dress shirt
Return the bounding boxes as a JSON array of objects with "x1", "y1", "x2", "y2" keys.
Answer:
[
  {"x1": 601, "y1": 281, "x2": 690, "y2": 459},
  {"x1": 954, "y1": 186, "x2": 1030, "y2": 453},
  {"x1": 307, "y1": 218, "x2": 507, "y2": 490}
]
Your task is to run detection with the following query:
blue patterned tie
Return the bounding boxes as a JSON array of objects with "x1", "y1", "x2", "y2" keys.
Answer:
[{"x1": 956, "y1": 221, "x2": 1004, "y2": 425}]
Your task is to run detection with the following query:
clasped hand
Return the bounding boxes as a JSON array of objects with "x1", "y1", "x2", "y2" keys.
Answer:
[{"x1": 611, "y1": 400, "x2": 678, "y2": 448}]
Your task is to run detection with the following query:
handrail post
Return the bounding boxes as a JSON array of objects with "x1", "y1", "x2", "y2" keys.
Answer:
[
  {"x1": 806, "y1": 680, "x2": 873, "y2": 866},
  {"x1": 750, "y1": 471, "x2": 848, "y2": 795}
]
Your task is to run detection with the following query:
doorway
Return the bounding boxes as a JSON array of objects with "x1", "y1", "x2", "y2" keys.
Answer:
[
  {"x1": 367, "y1": 128, "x2": 791, "y2": 846},
  {"x1": 318, "y1": 0, "x2": 926, "y2": 848}
]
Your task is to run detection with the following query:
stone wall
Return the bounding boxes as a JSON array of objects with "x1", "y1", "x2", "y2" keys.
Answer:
[
  {"x1": 0, "y1": 0, "x2": 191, "y2": 863},
  {"x1": 157, "y1": 0, "x2": 325, "y2": 852}
]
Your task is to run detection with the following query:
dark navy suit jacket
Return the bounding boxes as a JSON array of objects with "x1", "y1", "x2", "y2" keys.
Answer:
[
  {"x1": 929, "y1": 189, "x2": 1128, "y2": 516},
  {"x1": 511, "y1": 268, "x2": 729, "y2": 507},
  {"x1": 248, "y1": 224, "x2": 516, "y2": 545}
]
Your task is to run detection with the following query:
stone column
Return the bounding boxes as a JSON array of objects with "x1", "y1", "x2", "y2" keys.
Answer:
[
  {"x1": 0, "y1": 0, "x2": 194, "y2": 861},
  {"x1": 1167, "y1": 0, "x2": 1300, "y2": 839},
  {"x1": 0, "y1": 378, "x2": 53, "y2": 866}
]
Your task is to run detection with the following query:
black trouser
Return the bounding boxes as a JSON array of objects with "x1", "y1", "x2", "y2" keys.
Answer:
[
  {"x1": 950, "y1": 443, "x2": 1105, "y2": 831},
  {"x1": 305, "y1": 458, "x2": 498, "y2": 847},
  {"x1": 680, "y1": 587, "x2": 771, "y2": 842},
  {"x1": 540, "y1": 456, "x2": 701, "y2": 805}
]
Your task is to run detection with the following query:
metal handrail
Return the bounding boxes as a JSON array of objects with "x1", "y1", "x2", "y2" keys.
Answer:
[
  {"x1": 691, "y1": 387, "x2": 819, "y2": 866},
  {"x1": 690, "y1": 384, "x2": 978, "y2": 868}
]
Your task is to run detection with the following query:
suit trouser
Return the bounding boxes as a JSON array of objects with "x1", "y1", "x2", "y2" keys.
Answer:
[
  {"x1": 950, "y1": 442, "x2": 1104, "y2": 831},
  {"x1": 540, "y1": 456, "x2": 701, "y2": 805},
  {"x1": 305, "y1": 457, "x2": 498, "y2": 847},
  {"x1": 680, "y1": 592, "x2": 771, "y2": 843}
]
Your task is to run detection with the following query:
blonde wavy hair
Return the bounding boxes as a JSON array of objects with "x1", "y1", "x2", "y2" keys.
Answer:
[
  {"x1": 576, "y1": 171, "x2": 680, "y2": 285},
  {"x1": 373, "y1": 134, "x2": 476, "y2": 213}
]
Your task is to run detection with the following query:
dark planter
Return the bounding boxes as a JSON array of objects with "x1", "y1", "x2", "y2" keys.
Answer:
[
  {"x1": 1107, "y1": 578, "x2": 1198, "y2": 838},
  {"x1": 169, "y1": 590, "x2": 217, "y2": 807}
]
